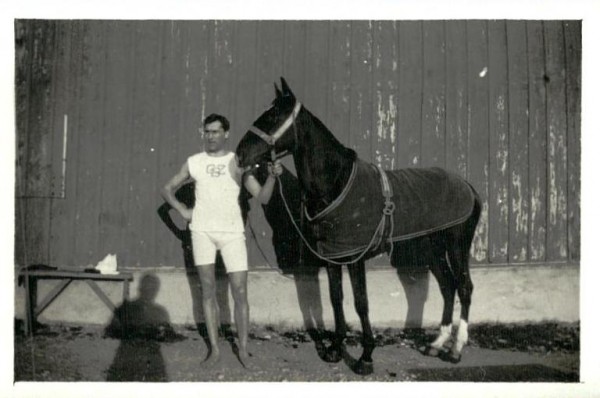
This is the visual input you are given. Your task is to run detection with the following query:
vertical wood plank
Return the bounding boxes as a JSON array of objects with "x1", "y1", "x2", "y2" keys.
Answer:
[
  {"x1": 280, "y1": 20, "x2": 307, "y2": 174},
  {"x1": 14, "y1": 197, "x2": 26, "y2": 266},
  {"x1": 72, "y1": 20, "x2": 107, "y2": 266},
  {"x1": 48, "y1": 21, "x2": 71, "y2": 199},
  {"x1": 209, "y1": 21, "x2": 238, "y2": 143},
  {"x1": 397, "y1": 21, "x2": 422, "y2": 168},
  {"x1": 466, "y1": 20, "x2": 489, "y2": 263},
  {"x1": 23, "y1": 20, "x2": 56, "y2": 198},
  {"x1": 17, "y1": 199, "x2": 52, "y2": 265},
  {"x1": 328, "y1": 21, "x2": 352, "y2": 147},
  {"x1": 49, "y1": 21, "x2": 81, "y2": 266},
  {"x1": 179, "y1": 21, "x2": 210, "y2": 157},
  {"x1": 544, "y1": 21, "x2": 569, "y2": 261},
  {"x1": 125, "y1": 21, "x2": 163, "y2": 267},
  {"x1": 283, "y1": 21, "x2": 308, "y2": 107},
  {"x1": 487, "y1": 20, "x2": 510, "y2": 264},
  {"x1": 349, "y1": 21, "x2": 373, "y2": 161},
  {"x1": 564, "y1": 20, "x2": 581, "y2": 263},
  {"x1": 97, "y1": 20, "x2": 137, "y2": 263},
  {"x1": 421, "y1": 21, "x2": 445, "y2": 168},
  {"x1": 14, "y1": 23, "x2": 53, "y2": 265},
  {"x1": 507, "y1": 20, "x2": 530, "y2": 263},
  {"x1": 15, "y1": 20, "x2": 33, "y2": 266},
  {"x1": 155, "y1": 21, "x2": 186, "y2": 266},
  {"x1": 232, "y1": 21, "x2": 258, "y2": 136},
  {"x1": 304, "y1": 21, "x2": 330, "y2": 126},
  {"x1": 444, "y1": 20, "x2": 468, "y2": 178},
  {"x1": 15, "y1": 20, "x2": 31, "y2": 203},
  {"x1": 255, "y1": 21, "x2": 285, "y2": 111},
  {"x1": 526, "y1": 21, "x2": 548, "y2": 262},
  {"x1": 372, "y1": 21, "x2": 398, "y2": 170}
]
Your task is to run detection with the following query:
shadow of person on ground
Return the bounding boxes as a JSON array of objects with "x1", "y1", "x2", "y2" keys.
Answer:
[
  {"x1": 240, "y1": 163, "x2": 326, "y2": 344},
  {"x1": 157, "y1": 183, "x2": 232, "y2": 346},
  {"x1": 104, "y1": 273, "x2": 183, "y2": 381}
]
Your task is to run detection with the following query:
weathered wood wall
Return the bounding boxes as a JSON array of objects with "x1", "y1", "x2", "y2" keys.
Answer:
[{"x1": 15, "y1": 20, "x2": 581, "y2": 269}]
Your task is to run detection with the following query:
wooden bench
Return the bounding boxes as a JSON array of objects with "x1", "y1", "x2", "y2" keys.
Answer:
[{"x1": 19, "y1": 269, "x2": 134, "y2": 335}]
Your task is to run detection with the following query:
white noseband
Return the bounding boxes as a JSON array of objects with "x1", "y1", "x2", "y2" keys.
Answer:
[{"x1": 249, "y1": 101, "x2": 302, "y2": 145}]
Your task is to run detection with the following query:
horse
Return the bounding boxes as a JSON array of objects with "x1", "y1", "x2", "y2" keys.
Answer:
[{"x1": 235, "y1": 77, "x2": 481, "y2": 375}]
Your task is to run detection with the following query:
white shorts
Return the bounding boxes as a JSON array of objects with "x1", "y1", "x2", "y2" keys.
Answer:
[{"x1": 191, "y1": 230, "x2": 248, "y2": 273}]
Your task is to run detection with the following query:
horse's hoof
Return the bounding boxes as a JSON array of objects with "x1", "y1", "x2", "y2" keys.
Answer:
[
  {"x1": 448, "y1": 351, "x2": 462, "y2": 364},
  {"x1": 323, "y1": 348, "x2": 343, "y2": 363},
  {"x1": 439, "y1": 350, "x2": 462, "y2": 364},
  {"x1": 353, "y1": 360, "x2": 374, "y2": 376},
  {"x1": 422, "y1": 345, "x2": 441, "y2": 357}
]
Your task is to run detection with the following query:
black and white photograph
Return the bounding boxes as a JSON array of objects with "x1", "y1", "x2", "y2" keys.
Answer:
[{"x1": 3, "y1": 1, "x2": 599, "y2": 397}]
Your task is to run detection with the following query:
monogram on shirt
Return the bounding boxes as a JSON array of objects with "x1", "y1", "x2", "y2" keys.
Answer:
[{"x1": 206, "y1": 164, "x2": 226, "y2": 177}]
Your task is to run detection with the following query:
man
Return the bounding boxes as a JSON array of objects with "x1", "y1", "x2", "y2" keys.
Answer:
[{"x1": 161, "y1": 113, "x2": 282, "y2": 368}]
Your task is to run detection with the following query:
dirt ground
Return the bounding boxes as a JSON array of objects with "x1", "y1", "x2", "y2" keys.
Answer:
[{"x1": 14, "y1": 321, "x2": 579, "y2": 383}]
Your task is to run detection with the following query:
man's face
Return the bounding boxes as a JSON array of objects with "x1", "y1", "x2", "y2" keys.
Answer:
[{"x1": 203, "y1": 120, "x2": 228, "y2": 153}]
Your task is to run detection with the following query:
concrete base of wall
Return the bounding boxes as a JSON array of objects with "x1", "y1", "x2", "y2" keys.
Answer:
[{"x1": 14, "y1": 263, "x2": 579, "y2": 330}]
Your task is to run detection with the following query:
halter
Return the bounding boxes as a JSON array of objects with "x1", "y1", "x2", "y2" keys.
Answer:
[{"x1": 249, "y1": 101, "x2": 302, "y2": 159}]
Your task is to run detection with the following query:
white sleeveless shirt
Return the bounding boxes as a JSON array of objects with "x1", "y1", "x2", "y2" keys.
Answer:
[{"x1": 187, "y1": 152, "x2": 244, "y2": 232}]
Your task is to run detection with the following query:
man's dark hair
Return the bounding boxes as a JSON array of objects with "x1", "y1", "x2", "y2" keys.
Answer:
[{"x1": 203, "y1": 113, "x2": 230, "y2": 132}]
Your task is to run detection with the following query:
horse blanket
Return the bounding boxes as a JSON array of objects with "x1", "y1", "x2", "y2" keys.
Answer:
[{"x1": 307, "y1": 159, "x2": 476, "y2": 260}]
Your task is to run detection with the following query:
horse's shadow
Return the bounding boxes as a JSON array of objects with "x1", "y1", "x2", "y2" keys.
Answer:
[{"x1": 240, "y1": 164, "x2": 327, "y2": 343}]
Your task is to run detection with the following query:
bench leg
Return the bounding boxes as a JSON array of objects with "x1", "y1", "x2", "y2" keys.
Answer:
[
  {"x1": 35, "y1": 280, "x2": 72, "y2": 318},
  {"x1": 85, "y1": 280, "x2": 116, "y2": 312},
  {"x1": 23, "y1": 275, "x2": 35, "y2": 336},
  {"x1": 122, "y1": 280, "x2": 130, "y2": 333}
]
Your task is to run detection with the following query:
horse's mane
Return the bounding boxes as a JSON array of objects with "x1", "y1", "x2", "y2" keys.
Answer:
[
  {"x1": 296, "y1": 106, "x2": 357, "y2": 214},
  {"x1": 300, "y1": 107, "x2": 357, "y2": 163}
]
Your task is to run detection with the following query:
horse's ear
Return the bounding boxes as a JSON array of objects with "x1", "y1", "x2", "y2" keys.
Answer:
[
  {"x1": 274, "y1": 82, "x2": 283, "y2": 99},
  {"x1": 280, "y1": 77, "x2": 295, "y2": 99}
]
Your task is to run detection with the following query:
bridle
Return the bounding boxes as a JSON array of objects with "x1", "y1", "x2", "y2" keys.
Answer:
[{"x1": 248, "y1": 101, "x2": 302, "y2": 161}]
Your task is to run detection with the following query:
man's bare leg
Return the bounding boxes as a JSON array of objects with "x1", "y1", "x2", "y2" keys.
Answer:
[
  {"x1": 197, "y1": 264, "x2": 221, "y2": 365},
  {"x1": 228, "y1": 271, "x2": 251, "y2": 367}
]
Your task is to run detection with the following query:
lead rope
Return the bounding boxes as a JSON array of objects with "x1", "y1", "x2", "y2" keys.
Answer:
[
  {"x1": 243, "y1": 148, "x2": 295, "y2": 279},
  {"x1": 246, "y1": 218, "x2": 294, "y2": 280}
]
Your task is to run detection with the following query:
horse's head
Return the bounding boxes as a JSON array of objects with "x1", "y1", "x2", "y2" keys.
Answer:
[{"x1": 236, "y1": 77, "x2": 301, "y2": 169}]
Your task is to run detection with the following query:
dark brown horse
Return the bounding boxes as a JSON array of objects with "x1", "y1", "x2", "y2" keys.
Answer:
[{"x1": 236, "y1": 78, "x2": 481, "y2": 375}]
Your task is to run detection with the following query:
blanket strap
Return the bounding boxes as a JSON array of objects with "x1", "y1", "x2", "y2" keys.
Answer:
[{"x1": 376, "y1": 165, "x2": 396, "y2": 255}]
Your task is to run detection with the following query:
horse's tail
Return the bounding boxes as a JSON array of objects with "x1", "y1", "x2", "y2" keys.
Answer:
[{"x1": 466, "y1": 182, "x2": 482, "y2": 241}]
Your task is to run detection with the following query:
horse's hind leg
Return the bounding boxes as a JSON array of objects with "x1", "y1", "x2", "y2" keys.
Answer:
[
  {"x1": 426, "y1": 240, "x2": 457, "y2": 357},
  {"x1": 445, "y1": 198, "x2": 480, "y2": 363},
  {"x1": 348, "y1": 260, "x2": 375, "y2": 375},
  {"x1": 446, "y1": 228, "x2": 476, "y2": 362},
  {"x1": 324, "y1": 264, "x2": 346, "y2": 363}
]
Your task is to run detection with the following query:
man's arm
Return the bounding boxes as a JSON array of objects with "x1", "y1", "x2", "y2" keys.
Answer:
[
  {"x1": 161, "y1": 162, "x2": 193, "y2": 222},
  {"x1": 243, "y1": 160, "x2": 283, "y2": 205}
]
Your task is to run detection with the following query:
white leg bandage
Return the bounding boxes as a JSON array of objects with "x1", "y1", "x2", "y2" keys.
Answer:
[
  {"x1": 430, "y1": 324, "x2": 452, "y2": 349},
  {"x1": 454, "y1": 319, "x2": 469, "y2": 353}
]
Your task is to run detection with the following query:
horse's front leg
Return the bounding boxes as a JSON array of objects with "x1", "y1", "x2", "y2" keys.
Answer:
[
  {"x1": 325, "y1": 264, "x2": 346, "y2": 363},
  {"x1": 348, "y1": 260, "x2": 375, "y2": 375}
]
